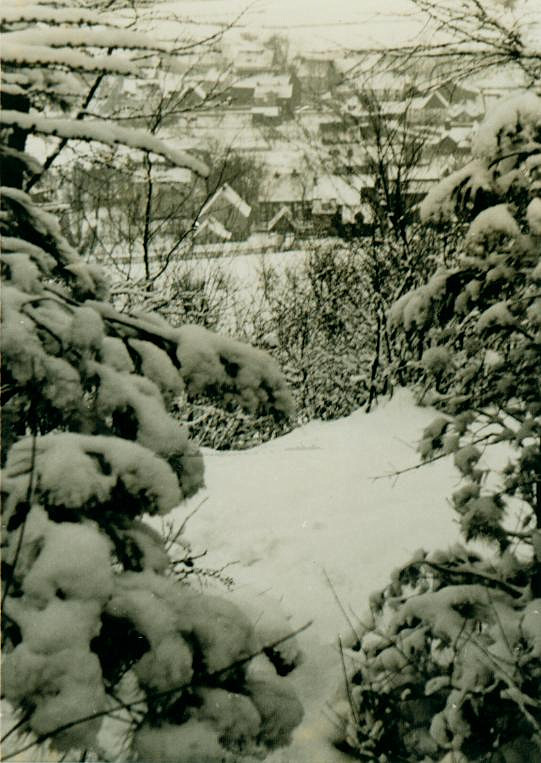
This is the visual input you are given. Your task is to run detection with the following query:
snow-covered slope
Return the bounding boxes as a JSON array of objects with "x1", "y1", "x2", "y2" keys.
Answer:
[
  {"x1": 3, "y1": 390, "x2": 462, "y2": 762},
  {"x1": 156, "y1": 389, "x2": 461, "y2": 762}
]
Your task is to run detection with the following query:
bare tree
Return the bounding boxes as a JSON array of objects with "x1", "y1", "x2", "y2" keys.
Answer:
[
  {"x1": 25, "y1": 1, "x2": 256, "y2": 288},
  {"x1": 381, "y1": 0, "x2": 540, "y2": 91}
]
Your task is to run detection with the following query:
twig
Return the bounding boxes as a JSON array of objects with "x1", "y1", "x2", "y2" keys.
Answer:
[
  {"x1": 323, "y1": 568, "x2": 361, "y2": 647},
  {"x1": 0, "y1": 711, "x2": 33, "y2": 745},
  {"x1": 404, "y1": 558, "x2": 524, "y2": 598},
  {"x1": 179, "y1": 498, "x2": 207, "y2": 537},
  {"x1": 338, "y1": 635, "x2": 360, "y2": 726},
  {"x1": 371, "y1": 430, "x2": 501, "y2": 481},
  {"x1": 25, "y1": 50, "x2": 114, "y2": 192}
]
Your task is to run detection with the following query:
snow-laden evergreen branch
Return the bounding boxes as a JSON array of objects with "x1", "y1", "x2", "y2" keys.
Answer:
[
  {"x1": 1, "y1": 4, "x2": 104, "y2": 27},
  {"x1": 3, "y1": 42, "x2": 143, "y2": 76},
  {"x1": 3, "y1": 27, "x2": 174, "y2": 52},
  {"x1": 2, "y1": 620, "x2": 311, "y2": 760},
  {"x1": 0, "y1": 111, "x2": 209, "y2": 176}
]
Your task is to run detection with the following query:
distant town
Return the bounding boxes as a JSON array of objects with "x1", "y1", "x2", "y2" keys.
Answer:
[{"x1": 79, "y1": 33, "x2": 529, "y2": 251}]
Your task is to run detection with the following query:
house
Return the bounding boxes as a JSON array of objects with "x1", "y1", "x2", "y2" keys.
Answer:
[
  {"x1": 309, "y1": 174, "x2": 378, "y2": 236},
  {"x1": 330, "y1": 144, "x2": 370, "y2": 175},
  {"x1": 318, "y1": 115, "x2": 359, "y2": 144},
  {"x1": 294, "y1": 52, "x2": 340, "y2": 98},
  {"x1": 407, "y1": 91, "x2": 450, "y2": 123},
  {"x1": 229, "y1": 72, "x2": 300, "y2": 115},
  {"x1": 233, "y1": 46, "x2": 274, "y2": 75},
  {"x1": 311, "y1": 174, "x2": 363, "y2": 223},
  {"x1": 227, "y1": 77, "x2": 257, "y2": 107},
  {"x1": 449, "y1": 101, "x2": 484, "y2": 125},
  {"x1": 253, "y1": 73, "x2": 293, "y2": 102},
  {"x1": 437, "y1": 82, "x2": 481, "y2": 106},
  {"x1": 257, "y1": 172, "x2": 312, "y2": 228},
  {"x1": 194, "y1": 217, "x2": 232, "y2": 244},
  {"x1": 176, "y1": 82, "x2": 208, "y2": 110},
  {"x1": 198, "y1": 183, "x2": 252, "y2": 240},
  {"x1": 252, "y1": 106, "x2": 282, "y2": 126},
  {"x1": 436, "y1": 126, "x2": 471, "y2": 156},
  {"x1": 363, "y1": 163, "x2": 444, "y2": 213},
  {"x1": 150, "y1": 164, "x2": 194, "y2": 193},
  {"x1": 253, "y1": 73, "x2": 301, "y2": 117},
  {"x1": 129, "y1": 160, "x2": 195, "y2": 226},
  {"x1": 267, "y1": 205, "x2": 301, "y2": 234}
]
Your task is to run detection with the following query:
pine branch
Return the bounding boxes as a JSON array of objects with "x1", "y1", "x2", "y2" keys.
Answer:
[
  {"x1": 3, "y1": 620, "x2": 313, "y2": 758},
  {"x1": 404, "y1": 558, "x2": 524, "y2": 598}
]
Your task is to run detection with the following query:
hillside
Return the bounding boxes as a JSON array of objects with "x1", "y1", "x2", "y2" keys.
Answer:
[{"x1": 152, "y1": 389, "x2": 461, "y2": 762}]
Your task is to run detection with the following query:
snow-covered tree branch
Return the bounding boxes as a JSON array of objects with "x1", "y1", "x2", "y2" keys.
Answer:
[{"x1": 1, "y1": 3, "x2": 300, "y2": 761}]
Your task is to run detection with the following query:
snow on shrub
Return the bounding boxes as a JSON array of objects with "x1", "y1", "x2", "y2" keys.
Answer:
[
  {"x1": 334, "y1": 89, "x2": 541, "y2": 760},
  {"x1": 471, "y1": 90, "x2": 541, "y2": 160},
  {"x1": 421, "y1": 345, "x2": 451, "y2": 374},
  {"x1": 1, "y1": 4, "x2": 301, "y2": 760},
  {"x1": 466, "y1": 203, "x2": 520, "y2": 241},
  {"x1": 527, "y1": 197, "x2": 541, "y2": 235}
]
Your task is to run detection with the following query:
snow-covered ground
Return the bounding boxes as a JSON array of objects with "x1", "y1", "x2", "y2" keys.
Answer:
[
  {"x1": 146, "y1": 0, "x2": 426, "y2": 52},
  {"x1": 3, "y1": 391, "x2": 463, "y2": 762},
  {"x1": 149, "y1": 388, "x2": 462, "y2": 762}
]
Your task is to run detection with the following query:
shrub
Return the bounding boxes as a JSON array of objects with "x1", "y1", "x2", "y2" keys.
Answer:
[
  {"x1": 335, "y1": 92, "x2": 541, "y2": 761},
  {"x1": 1, "y1": 5, "x2": 302, "y2": 760},
  {"x1": 245, "y1": 243, "x2": 373, "y2": 423},
  {"x1": 245, "y1": 228, "x2": 453, "y2": 426}
]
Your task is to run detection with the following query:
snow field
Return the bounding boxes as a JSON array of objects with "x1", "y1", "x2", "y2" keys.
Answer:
[{"x1": 152, "y1": 389, "x2": 463, "y2": 761}]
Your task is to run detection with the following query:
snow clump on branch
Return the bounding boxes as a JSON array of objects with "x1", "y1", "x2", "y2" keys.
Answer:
[{"x1": 1, "y1": 3, "x2": 301, "y2": 759}]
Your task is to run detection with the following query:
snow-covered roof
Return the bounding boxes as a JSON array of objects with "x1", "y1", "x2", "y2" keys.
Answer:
[
  {"x1": 260, "y1": 173, "x2": 311, "y2": 204},
  {"x1": 233, "y1": 48, "x2": 273, "y2": 72},
  {"x1": 196, "y1": 67, "x2": 231, "y2": 86},
  {"x1": 194, "y1": 216, "x2": 232, "y2": 241},
  {"x1": 424, "y1": 126, "x2": 471, "y2": 150},
  {"x1": 220, "y1": 128, "x2": 271, "y2": 151},
  {"x1": 232, "y1": 73, "x2": 293, "y2": 100},
  {"x1": 258, "y1": 147, "x2": 305, "y2": 172},
  {"x1": 120, "y1": 77, "x2": 140, "y2": 96},
  {"x1": 406, "y1": 166, "x2": 442, "y2": 183},
  {"x1": 178, "y1": 82, "x2": 207, "y2": 101},
  {"x1": 267, "y1": 205, "x2": 300, "y2": 232},
  {"x1": 446, "y1": 126, "x2": 472, "y2": 146},
  {"x1": 311, "y1": 174, "x2": 360, "y2": 206},
  {"x1": 200, "y1": 183, "x2": 251, "y2": 219},
  {"x1": 449, "y1": 102, "x2": 484, "y2": 120},
  {"x1": 348, "y1": 173, "x2": 375, "y2": 189},
  {"x1": 255, "y1": 77, "x2": 293, "y2": 101},
  {"x1": 410, "y1": 91, "x2": 450, "y2": 112},
  {"x1": 252, "y1": 106, "x2": 280, "y2": 117}
]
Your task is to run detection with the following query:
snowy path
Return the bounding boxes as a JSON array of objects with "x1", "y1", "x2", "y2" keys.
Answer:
[{"x1": 159, "y1": 390, "x2": 462, "y2": 761}]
